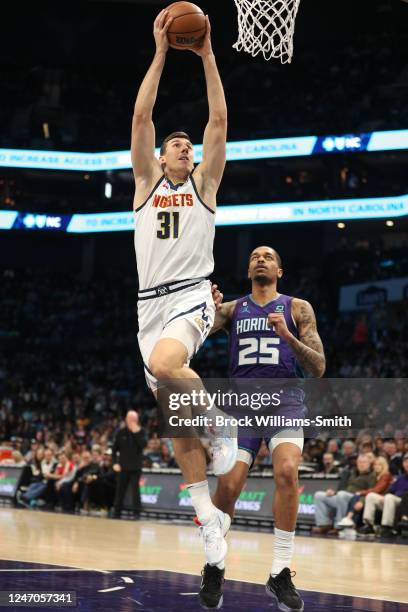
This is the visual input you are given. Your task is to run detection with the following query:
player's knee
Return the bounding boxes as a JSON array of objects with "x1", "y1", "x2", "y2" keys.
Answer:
[
  {"x1": 217, "y1": 479, "x2": 242, "y2": 504},
  {"x1": 274, "y1": 460, "x2": 298, "y2": 490},
  {"x1": 148, "y1": 356, "x2": 174, "y2": 380},
  {"x1": 314, "y1": 490, "x2": 325, "y2": 500}
]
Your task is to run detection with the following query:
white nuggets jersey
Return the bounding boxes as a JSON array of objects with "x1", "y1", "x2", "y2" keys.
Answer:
[{"x1": 134, "y1": 173, "x2": 215, "y2": 290}]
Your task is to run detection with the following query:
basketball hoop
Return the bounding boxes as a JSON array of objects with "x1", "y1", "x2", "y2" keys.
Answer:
[{"x1": 233, "y1": 0, "x2": 301, "y2": 64}]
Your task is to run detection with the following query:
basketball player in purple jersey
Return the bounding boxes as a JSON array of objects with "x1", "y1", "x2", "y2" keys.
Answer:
[{"x1": 198, "y1": 246, "x2": 325, "y2": 610}]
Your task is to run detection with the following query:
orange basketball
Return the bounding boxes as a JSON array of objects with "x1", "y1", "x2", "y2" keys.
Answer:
[{"x1": 166, "y1": 2, "x2": 206, "y2": 50}]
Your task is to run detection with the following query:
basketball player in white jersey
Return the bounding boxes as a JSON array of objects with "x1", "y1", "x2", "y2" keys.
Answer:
[{"x1": 132, "y1": 10, "x2": 236, "y2": 566}]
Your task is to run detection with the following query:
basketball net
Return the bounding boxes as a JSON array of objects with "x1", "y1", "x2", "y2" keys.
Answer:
[{"x1": 233, "y1": 0, "x2": 301, "y2": 64}]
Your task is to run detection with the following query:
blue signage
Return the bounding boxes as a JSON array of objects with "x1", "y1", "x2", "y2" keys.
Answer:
[
  {"x1": 1, "y1": 193, "x2": 407, "y2": 233},
  {"x1": 0, "y1": 129, "x2": 407, "y2": 171}
]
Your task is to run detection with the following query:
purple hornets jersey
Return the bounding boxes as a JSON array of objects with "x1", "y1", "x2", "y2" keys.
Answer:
[{"x1": 229, "y1": 294, "x2": 299, "y2": 379}]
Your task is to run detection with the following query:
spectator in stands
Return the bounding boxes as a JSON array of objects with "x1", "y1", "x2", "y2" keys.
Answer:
[
  {"x1": 58, "y1": 449, "x2": 94, "y2": 512},
  {"x1": 319, "y1": 452, "x2": 340, "y2": 476},
  {"x1": 91, "y1": 444, "x2": 103, "y2": 464},
  {"x1": 337, "y1": 456, "x2": 393, "y2": 529},
  {"x1": 159, "y1": 442, "x2": 177, "y2": 469},
  {"x1": 112, "y1": 410, "x2": 145, "y2": 519},
  {"x1": 375, "y1": 437, "x2": 384, "y2": 454},
  {"x1": 326, "y1": 440, "x2": 342, "y2": 463},
  {"x1": 312, "y1": 454, "x2": 375, "y2": 535},
  {"x1": 41, "y1": 448, "x2": 57, "y2": 477},
  {"x1": 44, "y1": 450, "x2": 74, "y2": 507},
  {"x1": 17, "y1": 448, "x2": 45, "y2": 507},
  {"x1": 28, "y1": 447, "x2": 44, "y2": 480},
  {"x1": 363, "y1": 451, "x2": 376, "y2": 467},
  {"x1": 302, "y1": 439, "x2": 325, "y2": 470},
  {"x1": 143, "y1": 436, "x2": 163, "y2": 468},
  {"x1": 338, "y1": 440, "x2": 357, "y2": 467},
  {"x1": 396, "y1": 490, "x2": 408, "y2": 532},
  {"x1": 86, "y1": 449, "x2": 116, "y2": 513},
  {"x1": 382, "y1": 440, "x2": 403, "y2": 475},
  {"x1": 24, "y1": 439, "x2": 41, "y2": 464},
  {"x1": 358, "y1": 453, "x2": 408, "y2": 537}
]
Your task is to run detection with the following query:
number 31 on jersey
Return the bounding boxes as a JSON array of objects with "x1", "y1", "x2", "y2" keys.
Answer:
[{"x1": 157, "y1": 211, "x2": 180, "y2": 239}]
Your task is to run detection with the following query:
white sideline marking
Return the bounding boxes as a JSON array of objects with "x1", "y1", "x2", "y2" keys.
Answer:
[{"x1": 98, "y1": 586, "x2": 125, "y2": 593}]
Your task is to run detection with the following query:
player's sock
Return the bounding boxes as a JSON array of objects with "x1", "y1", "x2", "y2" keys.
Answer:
[
  {"x1": 271, "y1": 527, "x2": 295, "y2": 576},
  {"x1": 187, "y1": 480, "x2": 217, "y2": 524}
]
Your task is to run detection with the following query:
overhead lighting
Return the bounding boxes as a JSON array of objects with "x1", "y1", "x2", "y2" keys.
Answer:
[
  {"x1": 337, "y1": 222, "x2": 346, "y2": 229},
  {"x1": 385, "y1": 220, "x2": 394, "y2": 227},
  {"x1": 105, "y1": 182, "x2": 112, "y2": 199}
]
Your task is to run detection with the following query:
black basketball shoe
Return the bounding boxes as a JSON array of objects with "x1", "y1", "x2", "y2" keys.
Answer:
[
  {"x1": 199, "y1": 563, "x2": 225, "y2": 609},
  {"x1": 266, "y1": 568, "x2": 304, "y2": 611}
]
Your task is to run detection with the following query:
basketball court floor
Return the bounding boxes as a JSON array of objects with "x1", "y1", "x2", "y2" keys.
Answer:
[{"x1": 1, "y1": 508, "x2": 407, "y2": 610}]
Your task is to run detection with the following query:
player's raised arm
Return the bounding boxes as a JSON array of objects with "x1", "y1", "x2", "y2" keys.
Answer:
[
  {"x1": 131, "y1": 10, "x2": 173, "y2": 187},
  {"x1": 268, "y1": 299, "x2": 326, "y2": 377},
  {"x1": 193, "y1": 16, "x2": 227, "y2": 206}
]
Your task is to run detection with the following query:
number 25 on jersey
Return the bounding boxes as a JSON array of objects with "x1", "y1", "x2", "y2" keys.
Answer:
[{"x1": 238, "y1": 337, "x2": 280, "y2": 365}]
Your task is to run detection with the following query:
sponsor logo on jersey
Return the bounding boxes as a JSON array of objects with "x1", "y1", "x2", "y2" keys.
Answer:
[
  {"x1": 152, "y1": 193, "x2": 194, "y2": 208},
  {"x1": 241, "y1": 301, "x2": 251, "y2": 313},
  {"x1": 157, "y1": 286, "x2": 169, "y2": 296},
  {"x1": 275, "y1": 304, "x2": 285, "y2": 312}
]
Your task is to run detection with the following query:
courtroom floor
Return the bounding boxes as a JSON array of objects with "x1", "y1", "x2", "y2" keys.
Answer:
[{"x1": 0, "y1": 508, "x2": 407, "y2": 611}]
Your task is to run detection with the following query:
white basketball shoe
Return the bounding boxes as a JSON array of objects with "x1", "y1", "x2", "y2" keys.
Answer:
[{"x1": 199, "y1": 509, "x2": 231, "y2": 565}]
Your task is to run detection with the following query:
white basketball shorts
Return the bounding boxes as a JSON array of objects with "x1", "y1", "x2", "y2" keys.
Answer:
[{"x1": 137, "y1": 278, "x2": 215, "y2": 391}]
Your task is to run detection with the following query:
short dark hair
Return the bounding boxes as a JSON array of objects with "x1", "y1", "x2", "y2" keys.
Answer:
[
  {"x1": 249, "y1": 247, "x2": 283, "y2": 269},
  {"x1": 160, "y1": 131, "x2": 191, "y2": 156},
  {"x1": 272, "y1": 249, "x2": 282, "y2": 269}
]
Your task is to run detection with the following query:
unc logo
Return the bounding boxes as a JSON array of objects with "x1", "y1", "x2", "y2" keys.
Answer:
[{"x1": 157, "y1": 286, "x2": 169, "y2": 296}]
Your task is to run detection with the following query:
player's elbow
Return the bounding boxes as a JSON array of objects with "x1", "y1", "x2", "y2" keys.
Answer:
[
  {"x1": 209, "y1": 114, "x2": 227, "y2": 128},
  {"x1": 133, "y1": 108, "x2": 152, "y2": 124},
  {"x1": 314, "y1": 358, "x2": 326, "y2": 378}
]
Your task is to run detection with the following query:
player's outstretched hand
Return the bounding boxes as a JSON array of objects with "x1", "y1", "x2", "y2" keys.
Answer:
[
  {"x1": 154, "y1": 9, "x2": 173, "y2": 54},
  {"x1": 211, "y1": 283, "x2": 223, "y2": 311},
  {"x1": 192, "y1": 15, "x2": 213, "y2": 57},
  {"x1": 267, "y1": 312, "x2": 292, "y2": 341}
]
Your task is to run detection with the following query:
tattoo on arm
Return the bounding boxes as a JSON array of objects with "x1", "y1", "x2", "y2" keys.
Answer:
[{"x1": 287, "y1": 300, "x2": 326, "y2": 377}]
